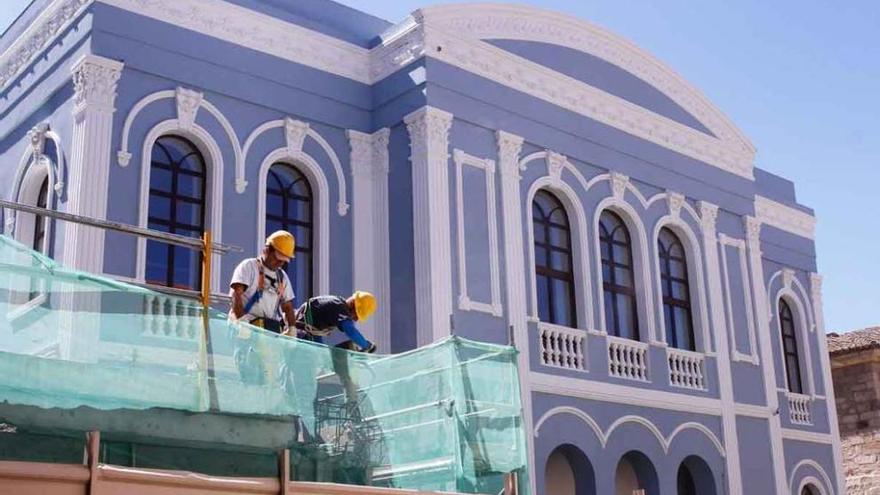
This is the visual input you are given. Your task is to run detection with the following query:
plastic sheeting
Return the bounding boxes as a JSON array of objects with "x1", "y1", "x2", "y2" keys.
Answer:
[{"x1": 0, "y1": 235, "x2": 529, "y2": 494}]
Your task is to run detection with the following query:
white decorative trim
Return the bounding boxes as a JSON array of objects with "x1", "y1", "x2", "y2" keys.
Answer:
[
  {"x1": 666, "y1": 191, "x2": 685, "y2": 220},
  {"x1": 134, "y1": 119, "x2": 224, "y2": 293},
  {"x1": 810, "y1": 273, "x2": 846, "y2": 494},
  {"x1": 347, "y1": 128, "x2": 391, "y2": 352},
  {"x1": 733, "y1": 403, "x2": 772, "y2": 418},
  {"x1": 788, "y1": 459, "x2": 833, "y2": 495},
  {"x1": 452, "y1": 149, "x2": 502, "y2": 317},
  {"x1": 533, "y1": 407, "x2": 726, "y2": 458},
  {"x1": 405, "y1": 106, "x2": 454, "y2": 346},
  {"x1": 255, "y1": 148, "x2": 331, "y2": 298},
  {"x1": 0, "y1": 0, "x2": 91, "y2": 90},
  {"x1": 538, "y1": 322, "x2": 588, "y2": 371},
  {"x1": 718, "y1": 234, "x2": 760, "y2": 365},
  {"x1": 545, "y1": 150, "x2": 566, "y2": 180},
  {"x1": 116, "y1": 87, "x2": 244, "y2": 194},
  {"x1": 767, "y1": 269, "x2": 816, "y2": 332},
  {"x1": 524, "y1": 174, "x2": 594, "y2": 329},
  {"x1": 797, "y1": 476, "x2": 828, "y2": 495},
  {"x1": 531, "y1": 371, "x2": 722, "y2": 415},
  {"x1": 242, "y1": 118, "x2": 349, "y2": 214},
  {"x1": 780, "y1": 428, "x2": 833, "y2": 445},
  {"x1": 755, "y1": 195, "x2": 816, "y2": 240}
]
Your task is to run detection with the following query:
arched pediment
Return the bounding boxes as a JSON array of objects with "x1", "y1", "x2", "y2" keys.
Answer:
[{"x1": 414, "y1": 4, "x2": 756, "y2": 178}]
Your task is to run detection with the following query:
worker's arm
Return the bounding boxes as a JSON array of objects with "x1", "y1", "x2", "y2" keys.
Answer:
[
  {"x1": 230, "y1": 283, "x2": 248, "y2": 319},
  {"x1": 338, "y1": 319, "x2": 372, "y2": 351},
  {"x1": 280, "y1": 300, "x2": 297, "y2": 336}
]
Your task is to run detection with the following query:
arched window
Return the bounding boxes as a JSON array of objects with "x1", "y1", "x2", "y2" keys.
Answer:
[
  {"x1": 145, "y1": 136, "x2": 206, "y2": 290},
  {"x1": 31, "y1": 178, "x2": 48, "y2": 252},
  {"x1": 532, "y1": 190, "x2": 576, "y2": 327},
  {"x1": 658, "y1": 228, "x2": 695, "y2": 350},
  {"x1": 266, "y1": 163, "x2": 313, "y2": 300},
  {"x1": 600, "y1": 210, "x2": 639, "y2": 340},
  {"x1": 779, "y1": 299, "x2": 804, "y2": 394}
]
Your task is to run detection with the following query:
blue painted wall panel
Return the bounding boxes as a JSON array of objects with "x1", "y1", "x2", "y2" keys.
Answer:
[{"x1": 736, "y1": 416, "x2": 779, "y2": 494}]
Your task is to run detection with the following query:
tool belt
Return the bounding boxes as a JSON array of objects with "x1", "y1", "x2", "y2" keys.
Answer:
[{"x1": 251, "y1": 317, "x2": 284, "y2": 334}]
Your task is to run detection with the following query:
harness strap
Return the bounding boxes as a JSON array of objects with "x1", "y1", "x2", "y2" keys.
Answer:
[{"x1": 242, "y1": 258, "x2": 287, "y2": 318}]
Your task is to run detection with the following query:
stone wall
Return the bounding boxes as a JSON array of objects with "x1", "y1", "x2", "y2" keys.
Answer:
[{"x1": 832, "y1": 349, "x2": 880, "y2": 493}]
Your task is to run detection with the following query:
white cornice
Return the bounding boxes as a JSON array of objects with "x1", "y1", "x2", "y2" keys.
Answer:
[
  {"x1": 5, "y1": 0, "x2": 757, "y2": 179},
  {"x1": 755, "y1": 195, "x2": 816, "y2": 240}
]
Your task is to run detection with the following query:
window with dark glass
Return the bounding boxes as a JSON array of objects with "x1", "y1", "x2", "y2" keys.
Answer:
[
  {"x1": 145, "y1": 136, "x2": 206, "y2": 290},
  {"x1": 600, "y1": 210, "x2": 639, "y2": 340},
  {"x1": 32, "y1": 178, "x2": 48, "y2": 253},
  {"x1": 779, "y1": 299, "x2": 804, "y2": 394},
  {"x1": 658, "y1": 227, "x2": 695, "y2": 350},
  {"x1": 532, "y1": 190, "x2": 576, "y2": 327},
  {"x1": 266, "y1": 163, "x2": 313, "y2": 300}
]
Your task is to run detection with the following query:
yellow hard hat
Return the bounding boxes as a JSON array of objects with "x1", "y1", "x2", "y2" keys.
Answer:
[
  {"x1": 353, "y1": 291, "x2": 377, "y2": 321},
  {"x1": 266, "y1": 230, "x2": 295, "y2": 259}
]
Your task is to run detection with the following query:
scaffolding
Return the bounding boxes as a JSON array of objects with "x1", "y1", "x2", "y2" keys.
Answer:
[{"x1": 0, "y1": 200, "x2": 529, "y2": 494}]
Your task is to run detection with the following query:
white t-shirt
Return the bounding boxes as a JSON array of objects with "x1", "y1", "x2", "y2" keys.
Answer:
[{"x1": 229, "y1": 258, "x2": 295, "y2": 322}]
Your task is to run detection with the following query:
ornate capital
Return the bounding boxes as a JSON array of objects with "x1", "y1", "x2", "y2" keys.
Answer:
[
  {"x1": 496, "y1": 130, "x2": 524, "y2": 178},
  {"x1": 667, "y1": 191, "x2": 685, "y2": 219},
  {"x1": 404, "y1": 106, "x2": 453, "y2": 164},
  {"x1": 698, "y1": 201, "x2": 719, "y2": 233},
  {"x1": 27, "y1": 123, "x2": 49, "y2": 158},
  {"x1": 782, "y1": 268, "x2": 795, "y2": 290},
  {"x1": 284, "y1": 117, "x2": 310, "y2": 155},
  {"x1": 809, "y1": 273, "x2": 823, "y2": 306},
  {"x1": 744, "y1": 216, "x2": 762, "y2": 246},
  {"x1": 610, "y1": 171, "x2": 629, "y2": 200},
  {"x1": 546, "y1": 151, "x2": 566, "y2": 180},
  {"x1": 347, "y1": 128, "x2": 390, "y2": 178},
  {"x1": 71, "y1": 55, "x2": 123, "y2": 116},
  {"x1": 175, "y1": 87, "x2": 203, "y2": 131}
]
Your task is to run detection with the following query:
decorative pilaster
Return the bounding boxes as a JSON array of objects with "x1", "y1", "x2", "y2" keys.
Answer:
[
  {"x1": 496, "y1": 129, "x2": 537, "y2": 494},
  {"x1": 62, "y1": 54, "x2": 123, "y2": 274},
  {"x1": 743, "y1": 215, "x2": 788, "y2": 494},
  {"x1": 347, "y1": 127, "x2": 391, "y2": 352},
  {"x1": 811, "y1": 274, "x2": 846, "y2": 494},
  {"x1": 404, "y1": 107, "x2": 453, "y2": 346},
  {"x1": 698, "y1": 201, "x2": 743, "y2": 494}
]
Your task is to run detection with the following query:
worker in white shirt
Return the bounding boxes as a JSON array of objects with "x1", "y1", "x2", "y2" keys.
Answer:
[{"x1": 229, "y1": 230, "x2": 297, "y2": 334}]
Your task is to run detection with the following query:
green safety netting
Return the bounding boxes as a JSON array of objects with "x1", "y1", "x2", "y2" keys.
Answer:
[{"x1": 0, "y1": 234, "x2": 529, "y2": 494}]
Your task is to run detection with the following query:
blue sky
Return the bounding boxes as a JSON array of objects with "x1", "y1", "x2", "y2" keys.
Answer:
[{"x1": 1, "y1": 0, "x2": 877, "y2": 333}]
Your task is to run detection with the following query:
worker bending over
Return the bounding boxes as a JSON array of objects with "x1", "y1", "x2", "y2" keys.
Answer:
[
  {"x1": 295, "y1": 292, "x2": 377, "y2": 353},
  {"x1": 229, "y1": 230, "x2": 297, "y2": 334}
]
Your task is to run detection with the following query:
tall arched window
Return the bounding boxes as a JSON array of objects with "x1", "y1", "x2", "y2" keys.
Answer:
[
  {"x1": 658, "y1": 228, "x2": 695, "y2": 350},
  {"x1": 266, "y1": 163, "x2": 313, "y2": 300},
  {"x1": 779, "y1": 299, "x2": 804, "y2": 394},
  {"x1": 145, "y1": 136, "x2": 206, "y2": 290},
  {"x1": 600, "y1": 210, "x2": 639, "y2": 340},
  {"x1": 32, "y1": 178, "x2": 48, "y2": 253},
  {"x1": 532, "y1": 190, "x2": 576, "y2": 327}
]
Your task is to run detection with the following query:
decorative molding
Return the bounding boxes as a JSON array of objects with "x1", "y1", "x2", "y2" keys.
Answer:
[
  {"x1": 72, "y1": 54, "x2": 123, "y2": 116},
  {"x1": 347, "y1": 128, "x2": 391, "y2": 352},
  {"x1": 718, "y1": 234, "x2": 760, "y2": 365},
  {"x1": 788, "y1": 459, "x2": 834, "y2": 495},
  {"x1": 533, "y1": 407, "x2": 726, "y2": 458},
  {"x1": 666, "y1": 191, "x2": 685, "y2": 220},
  {"x1": 405, "y1": 106, "x2": 454, "y2": 346},
  {"x1": 175, "y1": 87, "x2": 202, "y2": 131},
  {"x1": 241, "y1": 118, "x2": 348, "y2": 213},
  {"x1": 545, "y1": 151, "x2": 566, "y2": 180},
  {"x1": 497, "y1": 131, "x2": 524, "y2": 178},
  {"x1": 754, "y1": 195, "x2": 816, "y2": 240},
  {"x1": 284, "y1": 118, "x2": 309, "y2": 156},
  {"x1": 743, "y1": 215, "x2": 762, "y2": 248},
  {"x1": 452, "y1": 149, "x2": 502, "y2": 317},
  {"x1": 733, "y1": 403, "x2": 772, "y2": 418},
  {"x1": 699, "y1": 201, "x2": 719, "y2": 233},
  {"x1": 610, "y1": 171, "x2": 629, "y2": 200},
  {"x1": 417, "y1": 4, "x2": 755, "y2": 158},
  {"x1": 0, "y1": 0, "x2": 91, "y2": 90}
]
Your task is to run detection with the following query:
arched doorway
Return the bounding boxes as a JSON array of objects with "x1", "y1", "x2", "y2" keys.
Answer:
[
  {"x1": 801, "y1": 484, "x2": 821, "y2": 495},
  {"x1": 677, "y1": 455, "x2": 716, "y2": 494},
  {"x1": 615, "y1": 451, "x2": 659, "y2": 495},
  {"x1": 544, "y1": 444, "x2": 596, "y2": 495}
]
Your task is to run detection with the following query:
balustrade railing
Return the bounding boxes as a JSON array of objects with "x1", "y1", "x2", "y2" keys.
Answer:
[
  {"x1": 143, "y1": 294, "x2": 200, "y2": 339},
  {"x1": 607, "y1": 336, "x2": 649, "y2": 381},
  {"x1": 666, "y1": 348, "x2": 706, "y2": 390},
  {"x1": 788, "y1": 392, "x2": 813, "y2": 425},
  {"x1": 539, "y1": 323, "x2": 587, "y2": 371}
]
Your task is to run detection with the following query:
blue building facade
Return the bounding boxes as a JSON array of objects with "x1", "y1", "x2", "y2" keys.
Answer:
[{"x1": 0, "y1": 1, "x2": 843, "y2": 493}]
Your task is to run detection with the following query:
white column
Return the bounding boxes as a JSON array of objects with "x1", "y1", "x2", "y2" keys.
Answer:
[
  {"x1": 62, "y1": 54, "x2": 123, "y2": 273},
  {"x1": 811, "y1": 274, "x2": 845, "y2": 494},
  {"x1": 404, "y1": 106, "x2": 453, "y2": 346},
  {"x1": 744, "y1": 215, "x2": 788, "y2": 494},
  {"x1": 698, "y1": 201, "x2": 743, "y2": 494},
  {"x1": 496, "y1": 130, "x2": 536, "y2": 494},
  {"x1": 347, "y1": 128, "x2": 391, "y2": 352}
]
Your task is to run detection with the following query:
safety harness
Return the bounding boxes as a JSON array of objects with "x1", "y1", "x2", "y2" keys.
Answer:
[{"x1": 242, "y1": 258, "x2": 286, "y2": 327}]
